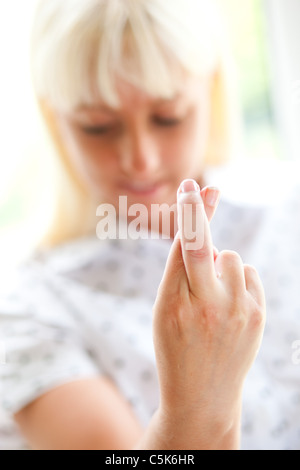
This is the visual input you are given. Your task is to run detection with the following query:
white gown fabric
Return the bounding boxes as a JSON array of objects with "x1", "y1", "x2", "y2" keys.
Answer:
[{"x1": 1, "y1": 186, "x2": 300, "y2": 450}]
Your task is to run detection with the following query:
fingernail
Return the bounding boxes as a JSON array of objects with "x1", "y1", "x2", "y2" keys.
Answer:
[
  {"x1": 179, "y1": 179, "x2": 200, "y2": 194},
  {"x1": 205, "y1": 188, "x2": 220, "y2": 207}
]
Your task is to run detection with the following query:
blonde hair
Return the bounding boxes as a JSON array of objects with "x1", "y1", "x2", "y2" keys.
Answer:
[{"x1": 31, "y1": 0, "x2": 240, "y2": 247}]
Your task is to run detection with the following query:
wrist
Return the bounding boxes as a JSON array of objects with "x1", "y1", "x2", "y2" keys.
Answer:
[{"x1": 155, "y1": 399, "x2": 242, "y2": 450}]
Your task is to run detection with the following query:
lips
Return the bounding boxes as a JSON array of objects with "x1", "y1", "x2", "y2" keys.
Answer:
[{"x1": 119, "y1": 181, "x2": 165, "y2": 196}]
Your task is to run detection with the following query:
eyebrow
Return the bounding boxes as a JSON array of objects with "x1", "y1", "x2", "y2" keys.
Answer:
[
  {"x1": 77, "y1": 94, "x2": 182, "y2": 113},
  {"x1": 76, "y1": 105, "x2": 115, "y2": 114},
  {"x1": 155, "y1": 93, "x2": 181, "y2": 104}
]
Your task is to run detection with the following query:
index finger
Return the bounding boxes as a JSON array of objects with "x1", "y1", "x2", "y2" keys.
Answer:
[{"x1": 178, "y1": 180, "x2": 217, "y2": 297}]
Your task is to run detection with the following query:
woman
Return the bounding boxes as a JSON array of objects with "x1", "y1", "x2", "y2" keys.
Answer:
[{"x1": 0, "y1": 0, "x2": 266, "y2": 449}]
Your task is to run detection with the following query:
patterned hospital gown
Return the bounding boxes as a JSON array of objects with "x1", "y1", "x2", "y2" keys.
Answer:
[{"x1": 0, "y1": 185, "x2": 300, "y2": 450}]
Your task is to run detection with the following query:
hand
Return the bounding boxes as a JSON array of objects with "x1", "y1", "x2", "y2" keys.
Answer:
[{"x1": 152, "y1": 179, "x2": 266, "y2": 449}]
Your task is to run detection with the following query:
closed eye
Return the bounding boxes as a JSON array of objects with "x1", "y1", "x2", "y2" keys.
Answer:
[
  {"x1": 81, "y1": 125, "x2": 115, "y2": 135},
  {"x1": 152, "y1": 117, "x2": 182, "y2": 127}
]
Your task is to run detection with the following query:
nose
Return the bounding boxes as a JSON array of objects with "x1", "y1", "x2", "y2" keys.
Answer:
[{"x1": 119, "y1": 126, "x2": 161, "y2": 178}]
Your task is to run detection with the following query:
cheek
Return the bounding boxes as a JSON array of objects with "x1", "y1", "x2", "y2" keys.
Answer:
[
  {"x1": 59, "y1": 122, "x2": 117, "y2": 185},
  {"x1": 163, "y1": 118, "x2": 208, "y2": 172}
]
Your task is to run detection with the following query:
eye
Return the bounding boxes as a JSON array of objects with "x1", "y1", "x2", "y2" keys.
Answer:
[
  {"x1": 81, "y1": 124, "x2": 115, "y2": 135},
  {"x1": 152, "y1": 116, "x2": 182, "y2": 127}
]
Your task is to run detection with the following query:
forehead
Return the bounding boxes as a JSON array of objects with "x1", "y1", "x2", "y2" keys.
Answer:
[{"x1": 80, "y1": 75, "x2": 208, "y2": 113}]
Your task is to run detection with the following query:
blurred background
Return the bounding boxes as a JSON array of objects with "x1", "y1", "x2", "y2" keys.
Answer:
[{"x1": 0, "y1": 0, "x2": 300, "y2": 272}]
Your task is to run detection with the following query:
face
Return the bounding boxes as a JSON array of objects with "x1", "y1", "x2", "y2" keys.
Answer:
[{"x1": 55, "y1": 75, "x2": 211, "y2": 236}]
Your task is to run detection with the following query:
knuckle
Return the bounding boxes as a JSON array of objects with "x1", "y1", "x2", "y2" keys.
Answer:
[
  {"x1": 233, "y1": 312, "x2": 248, "y2": 333},
  {"x1": 187, "y1": 245, "x2": 211, "y2": 261},
  {"x1": 249, "y1": 303, "x2": 266, "y2": 330},
  {"x1": 169, "y1": 296, "x2": 192, "y2": 333},
  {"x1": 229, "y1": 293, "x2": 265, "y2": 332},
  {"x1": 199, "y1": 300, "x2": 221, "y2": 328},
  {"x1": 244, "y1": 264, "x2": 258, "y2": 277},
  {"x1": 176, "y1": 295, "x2": 222, "y2": 336},
  {"x1": 219, "y1": 250, "x2": 242, "y2": 267},
  {"x1": 226, "y1": 296, "x2": 247, "y2": 325}
]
